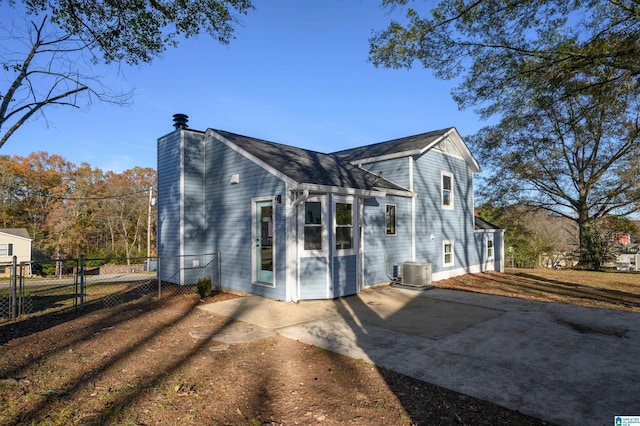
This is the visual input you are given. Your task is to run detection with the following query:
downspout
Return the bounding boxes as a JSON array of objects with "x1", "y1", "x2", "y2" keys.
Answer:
[{"x1": 290, "y1": 189, "x2": 310, "y2": 303}]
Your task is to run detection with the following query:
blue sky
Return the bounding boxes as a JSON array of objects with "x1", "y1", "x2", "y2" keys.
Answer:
[{"x1": 1, "y1": 1, "x2": 487, "y2": 173}]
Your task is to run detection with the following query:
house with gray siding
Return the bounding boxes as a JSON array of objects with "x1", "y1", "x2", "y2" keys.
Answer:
[{"x1": 157, "y1": 116, "x2": 504, "y2": 301}]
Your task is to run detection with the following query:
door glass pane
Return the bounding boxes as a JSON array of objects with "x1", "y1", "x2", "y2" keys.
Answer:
[
  {"x1": 335, "y1": 203, "x2": 352, "y2": 225},
  {"x1": 336, "y1": 227, "x2": 353, "y2": 250},
  {"x1": 260, "y1": 206, "x2": 273, "y2": 272},
  {"x1": 304, "y1": 227, "x2": 322, "y2": 250},
  {"x1": 335, "y1": 203, "x2": 353, "y2": 250}
]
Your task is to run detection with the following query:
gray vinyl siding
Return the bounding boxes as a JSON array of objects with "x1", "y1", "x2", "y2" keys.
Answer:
[
  {"x1": 205, "y1": 137, "x2": 287, "y2": 300},
  {"x1": 332, "y1": 255, "x2": 357, "y2": 297},
  {"x1": 412, "y1": 149, "x2": 476, "y2": 274},
  {"x1": 300, "y1": 257, "x2": 329, "y2": 299},
  {"x1": 157, "y1": 131, "x2": 183, "y2": 284},
  {"x1": 157, "y1": 131, "x2": 182, "y2": 258},
  {"x1": 362, "y1": 157, "x2": 409, "y2": 189},
  {"x1": 157, "y1": 130, "x2": 212, "y2": 285},
  {"x1": 182, "y1": 131, "x2": 206, "y2": 255},
  {"x1": 362, "y1": 195, "x2": 412, "y2": 286}
]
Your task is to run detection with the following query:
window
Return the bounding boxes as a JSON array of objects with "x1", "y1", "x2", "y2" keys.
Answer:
[
  {"x1": 487, "y1": 238, "x2": 494, "y2": 259},
  {"x1": 335, "y1": 202, "x2": 353, "y2": 250},
  {"x1": 385, "y1": 204, "x2": 396, "y2": 235},
  {"x1": 304, "y1": 202, "x2": 323, "y2": 250},
  {"x1": 0, "y1": 244, "x2": 12, "y2": 256},
  {"x1": 442, "y1": 172, "x2": 454, "y2": 209},
  {"x1": 443, "y1": 240, "x2": 454, "y2": 266}
]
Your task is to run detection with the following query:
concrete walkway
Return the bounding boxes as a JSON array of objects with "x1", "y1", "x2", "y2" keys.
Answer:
[{"x1": 198, "y1": 286, "x2": 640, "y2": 425}]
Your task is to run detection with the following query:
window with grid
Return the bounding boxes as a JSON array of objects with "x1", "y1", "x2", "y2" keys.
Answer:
[
  {"x1": 442, "y1": 172, "x2": 454, "y2": 209},
  {"x1": 385, "y1": 204, "x2": 396, "y2": 235},
  {"x1": 335, "y1": 202, "x2": 353, "y2": 250},
  {"x1": 304, "y1": 202, "x2": 323, "y2": 250},
  {"x1": 443, "y1": 240, "x2": 454, "y2": 266}
]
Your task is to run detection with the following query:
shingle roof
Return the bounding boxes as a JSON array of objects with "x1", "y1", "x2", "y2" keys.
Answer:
[
  {"x1": 213, "y1": 130, "x2": 409, "y2": 193},
  {"x1": 332, "y1": 128, "x2": 454, "y2": 162},
  {"x1": 474, "y1": 217, "x2": 501, "y2": 230},
  {"x1": 0, "y1": 228, "x2": 31, "y2": 239}
]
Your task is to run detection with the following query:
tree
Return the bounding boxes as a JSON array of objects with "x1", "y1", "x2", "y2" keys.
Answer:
[
  {"x1": 580, "y1": 218, "x2": 619, "y2": 271},
  {"x1": 0, "y1": 0, "x2": 254, "y2": 149},
  {"x1": 370, "y1": 1, "x2": 640, "y2": 267},
  {"x1": 469, "y1": 66, "x2": 639, "y2": 266},
  {"x1": 0, "y1": 151, "x2": 157, "y2": 259},
  {"x1": 369, "y1": 1, "x2": 639, "y2": 116}
]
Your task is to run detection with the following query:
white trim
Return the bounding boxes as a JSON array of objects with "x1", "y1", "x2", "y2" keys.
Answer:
[
  {"x1": 252, "y1": 197, "x2": 276, "y2": 287},
  {"x1": 441, "y1": 171, "x2": 454, "y2": 210},
  {"x1": 285, "y1": 188, "x2": 297, "y2": 302},
  {"x1": 409, "y1": 157, "x2": 416, "y2": 261},
  {"x1": 350, "y1": 149, "x2": 424, "y2": 165},
  {"x1": 347, "y1": 128, "x2": 481, "y2": 173},
  {"x1": 431, "y1": 263, "x2": 495, "y2": 281},
  {"x1": 295, "y1": 183, "x2": 388, "y2": 198},
  {"x1": 443, "y1": 239, "x2": 455, "y2": 267},
  {"x1": 486, "y1": 235, "x2": 495, "y2": 260},
  {"x1": 333, "y1": 195, "x2": 358, "y2": 257},
  {"x1": 298, "y1": 196, "x2": 329, "y2": 258},
  {"x1": 179, "y1": 131, "x2": 185, "y2": 284}
]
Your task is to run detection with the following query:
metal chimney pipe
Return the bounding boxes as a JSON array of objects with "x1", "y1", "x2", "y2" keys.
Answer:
[{"x1": 173, "y1": 113, "x2": 189, "y2": 130}]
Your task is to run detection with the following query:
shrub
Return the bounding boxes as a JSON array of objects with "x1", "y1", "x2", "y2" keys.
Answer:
[{"x1": 196, "y1": 276, "x2": 213, "y2": 298}]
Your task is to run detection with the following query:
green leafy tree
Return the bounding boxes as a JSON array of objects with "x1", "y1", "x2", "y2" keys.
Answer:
[
  {"x1": 369, "y1": 0, "x2": 639, "y2": 116},
  {"x1": 0, "y1": 0, "x2": 254, "y2": 149},
  {"x1": 580, "y1": 219, "x2": 619, "y2": 271},
  {"x1": 370, "y1": 1, "x2": 640, "y2": 268}
]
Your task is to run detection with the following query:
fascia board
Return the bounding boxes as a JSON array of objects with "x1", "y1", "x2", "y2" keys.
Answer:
[
  {"x1": 378, "y1": 188, "x2": 416, "y2": 198},
  {"x1": 294, "y1": 184, "x2": 387, "y2": 198},
  {"x1": 350, "y1": 150, "x2": 423, "y2": 166},
  {"x1": 349, "y1": 128, "x2": 481, "y2": 173},
  {"x1": 204, "y1": 129, "x2": 299, "y2": 188},
  {"x1": 426, "y1": 128, "x2": 482, "y2": 173}
]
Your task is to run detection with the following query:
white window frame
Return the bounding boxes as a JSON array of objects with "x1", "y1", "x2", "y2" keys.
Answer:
[
  {"x1": 443, "y1": 240, "x2": 454, "y2": 266},
  {"x1": 299, "y1": 196, "x2": 328, "y2": 257},
  {"x1": 486, "y1": 236, "x2": 494, "y2": 259},
  {"x1": 385, "y1": 204, "x2": 397, "y2": 236},
  {"x1": 333, "y1": 195, "x2": 357, "y2": 256},
  {"x1": 441, "y1": 171, "x2": 454, "y2": 210},
  {"x1": 251, "y1": 197, "x2": 276, "y2": 287}
]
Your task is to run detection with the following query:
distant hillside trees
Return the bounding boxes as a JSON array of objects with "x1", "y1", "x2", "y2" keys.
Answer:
[{"x1": 0, "y1": 152, "x2": 156, "y2": 261}]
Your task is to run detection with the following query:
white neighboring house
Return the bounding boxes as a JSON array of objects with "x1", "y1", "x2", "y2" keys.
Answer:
[{"x1": 0, "y1": 228, "x2": 32, "y2": 277}]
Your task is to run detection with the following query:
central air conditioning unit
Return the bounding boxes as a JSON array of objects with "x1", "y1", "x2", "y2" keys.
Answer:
[{"x1": 400, "y1": 262, "x2": 432, "y2": 287}]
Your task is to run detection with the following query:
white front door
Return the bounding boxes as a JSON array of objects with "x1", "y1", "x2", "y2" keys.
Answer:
[{"x1": 255, "y1": 200, "x2": 274, "y2": 284}]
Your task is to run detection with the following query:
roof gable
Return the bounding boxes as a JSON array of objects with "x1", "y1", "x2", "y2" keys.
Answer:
[
  {"x1": 0, "y1": 228, "x2": 31, "y2": 240},
  {"x1": 333, "y1": 127, "x2": 481, "y2": 173},
  {"x1": 208, "y1": 129, "x2": 409, "y2": 194}
]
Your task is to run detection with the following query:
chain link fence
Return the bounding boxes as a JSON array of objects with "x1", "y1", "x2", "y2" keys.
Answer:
[{"x1": 0, "y1": 252, "x2": 220, "y2": 322}]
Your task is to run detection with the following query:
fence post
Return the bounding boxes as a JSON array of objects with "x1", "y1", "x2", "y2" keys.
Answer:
[
  {"x1": 216, "y1": 251, "x2": 221, "y2": 292},
  {"x1": 10, "y1": 256, "x2": 17, "y2": 320},
  {"x1": 157, "y1": 256, "x2": 161, "y2": 298},
  {"x1": 80, "y1": 255, "x2": 86, "y2": 308}
]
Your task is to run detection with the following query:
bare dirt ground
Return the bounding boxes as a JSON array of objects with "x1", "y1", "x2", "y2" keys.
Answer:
[{"x1": 1, "y1": 268, "x2": 636, "y2": 425}]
